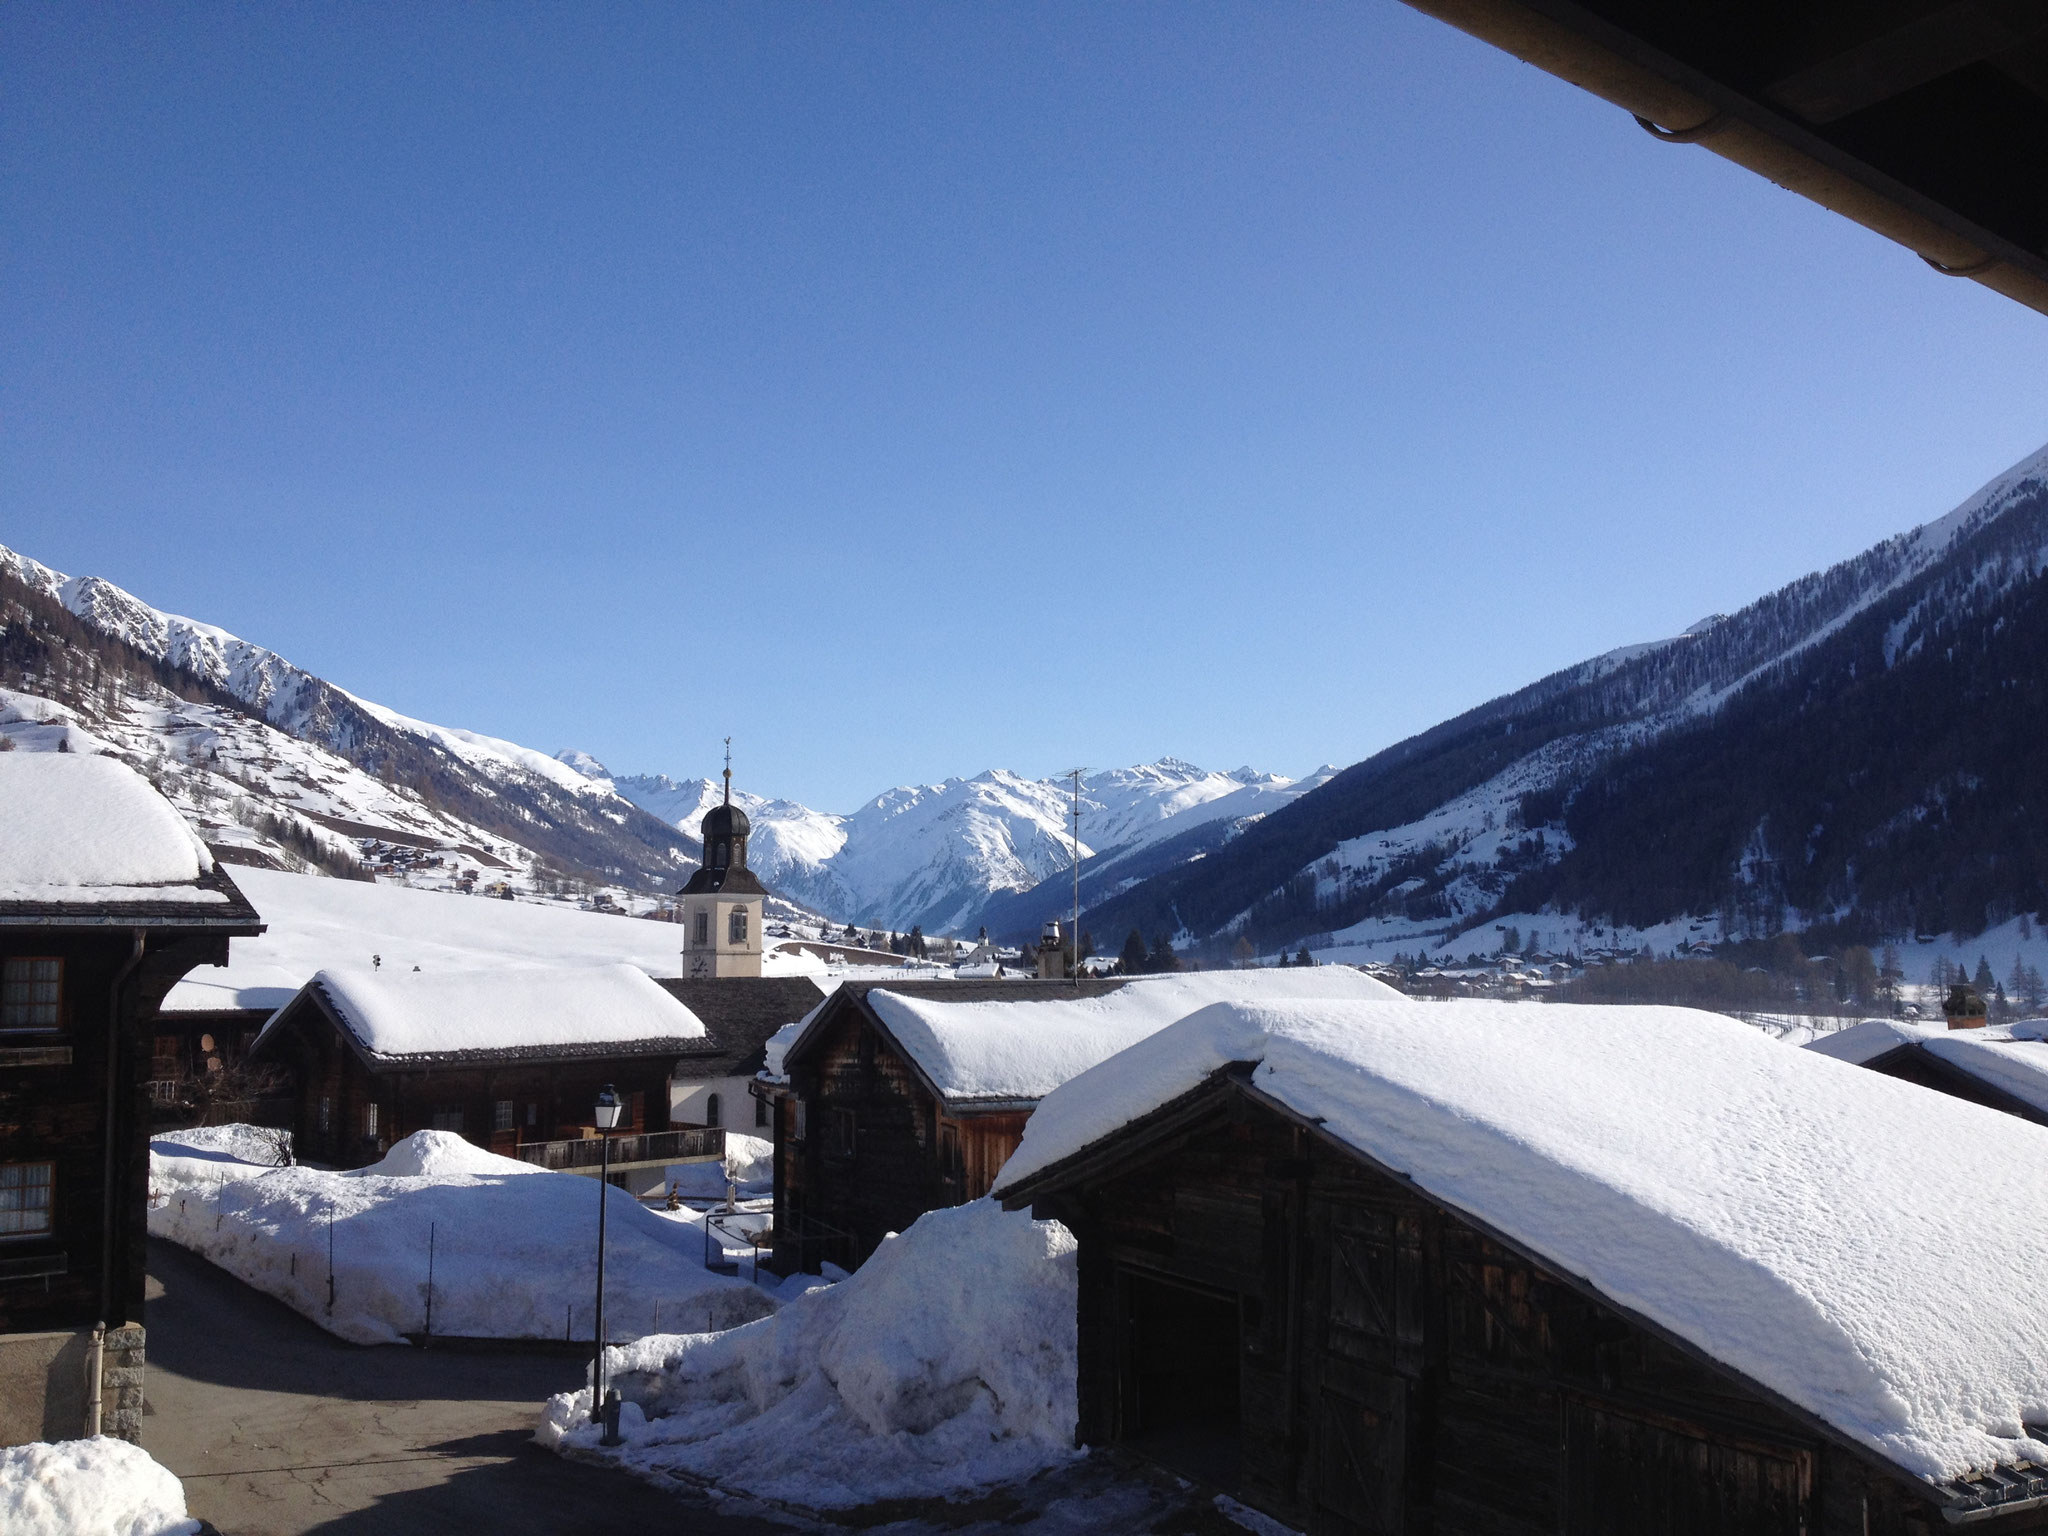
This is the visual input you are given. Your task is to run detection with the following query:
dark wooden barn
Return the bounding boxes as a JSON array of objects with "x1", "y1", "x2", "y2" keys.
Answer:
[
  {"x1": 757, "y1": 970, "x2": 1394, "y2": 1273},
  {"x1": 997, "y1": 1005, "x2": 2048, "y2": 1534},
  {"x1": 1807, "y1": 1018, "x2": 2048, "y2": 1129},
  {"x1": 252, "y1": 966, "x2": 821, "y2": 1187},
  {"x1": 0, "y1": 755, "x2": 264, "y2": 1447},
  {"x1": 758, "y1": 978, "x2": 1128, "y2": 1271}
]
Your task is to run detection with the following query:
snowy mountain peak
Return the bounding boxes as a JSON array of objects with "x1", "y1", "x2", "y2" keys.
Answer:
[{"x1": 554, "y1": 749, "x2": 612, "y2": 781}]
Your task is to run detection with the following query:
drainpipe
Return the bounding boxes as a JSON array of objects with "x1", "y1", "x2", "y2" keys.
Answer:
[
  {"x1": 85, "y1": 1323, "x2": 105, "y2": 1437},
  {"x1": 101, "y1": 932, "x2": 147, "y2": 1328}
]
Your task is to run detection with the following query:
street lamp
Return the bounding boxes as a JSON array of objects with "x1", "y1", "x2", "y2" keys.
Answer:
[{"x1": 590, "y1": 1083, "x2": 625, "y2": 1429}]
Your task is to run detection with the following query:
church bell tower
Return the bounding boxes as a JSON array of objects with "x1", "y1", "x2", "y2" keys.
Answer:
[{"x1": 678, "y1": 741, "x2": 766, "y2": 978}]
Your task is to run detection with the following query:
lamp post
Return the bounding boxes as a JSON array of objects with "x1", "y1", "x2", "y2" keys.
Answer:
[{"x1": 590, "y1": 1083, "x2": 624, "y2": 1426}]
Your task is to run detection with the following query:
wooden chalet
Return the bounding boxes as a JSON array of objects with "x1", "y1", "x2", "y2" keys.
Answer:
[
  {"x1": 0, "y1": 754, "x2": 264, "y2": 1447},
  {"x1": 252, "y1": 965, "x2": 821, "y2": 1187},
  {"x1": 756, "y1": 969, "x2": 1396, "y2": 1273},
  {"x1": 1807, "y1": 1018, "x2": 2048, "y2": 1128},
  {"x1": 996, "y1": 998, "x2": 2048, "y2": 1535}
]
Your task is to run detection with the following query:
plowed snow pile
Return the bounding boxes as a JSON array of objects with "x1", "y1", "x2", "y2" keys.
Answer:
[
  {"x1": 0, "y1": 1437, "x2": 200, "y2": 1536},
  {"x1": 150, "y1": 1129, "x2": 775, "y2": 1344},
  {"x1": 538, "y1": 1198, "x2": 1079, "y2": 1508}
]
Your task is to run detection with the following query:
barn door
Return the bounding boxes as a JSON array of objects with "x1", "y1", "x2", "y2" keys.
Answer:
[
  {"x1": 1311, "y1": 1359, "x2": 1405, "y2": 1534},
  {"x1": 1565, "y1": 1400, "x2": 1810, "y2": 1535}
]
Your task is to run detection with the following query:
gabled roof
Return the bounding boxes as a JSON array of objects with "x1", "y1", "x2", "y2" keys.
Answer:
[
  {"x1": 0, "y1": 754, "x2": 262, "y2": 931},
  {"x1": 255, "y1": 963, "x2": 708, "y2": 1069},
  {"x1": 1807, "y1": 1018, "x2": 2048, "y2": 1121},
  {"x1": 783, "y1": 969, "x2": 1401, "y2": 1112},
  {"x1": 996, "y1": 998, "x2": 2048, "y2": 1500}
]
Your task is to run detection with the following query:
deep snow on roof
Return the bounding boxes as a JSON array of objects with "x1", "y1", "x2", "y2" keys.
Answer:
[
  {"x1": 865, "y1": 968, "x2": 1399, "y2": 1103},
  {"x1": 300, "y1": 961, "x2": 706, "y2": 1059},
  {"x1": 164, "y1": 868, "x2": 715, "y2": 1011},
  {"x1": 1808, "y1": 1017, "x2": 2048, "y2": 1115},
  {"x1": 0, "y1": 752, "x2": 213, "y2": 900},
  {"x1": 996, "y1": 998, "x2": 2048, "y2": 1484}
]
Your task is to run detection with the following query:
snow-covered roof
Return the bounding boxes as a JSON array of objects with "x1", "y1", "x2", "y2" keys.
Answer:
[
  {"x1": 996, "y1": 997, "x2": 2048, "y2": 1486},
  {"x1": 1808, "y1": 1017, "x2": 2048, "y2": 1117},
  {"x1": 277, "y1": 962, "x2": 706, "y2": 1062},
  {"x1": 0, "y1": 752, "x2": 218, "y2": 902},
  {"x1": 863, "y1": 968, "x2": 1400, "y2": 1106}
]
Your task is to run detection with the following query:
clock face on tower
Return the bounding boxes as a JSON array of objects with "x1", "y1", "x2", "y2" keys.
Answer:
[{"x1": 689, "y1": 954, "x2": 711, "y2": 977}]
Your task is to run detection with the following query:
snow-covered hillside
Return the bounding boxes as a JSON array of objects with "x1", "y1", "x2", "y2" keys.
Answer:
[
  {"x1": 0, "y1": 544, "x2": 699, "y2": 902},
  {"x1": 1086, "y1": 438, "x2": 2048, "y2": 961}
]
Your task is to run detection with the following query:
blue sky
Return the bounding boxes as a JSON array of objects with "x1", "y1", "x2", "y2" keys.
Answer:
[{"x1": 5, "y1": 3, "x2": 2045, "y2": 811}]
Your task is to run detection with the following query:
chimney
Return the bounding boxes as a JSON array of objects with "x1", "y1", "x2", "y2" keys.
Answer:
[
  {"x1": 1944, "y1": 982, "x2": 1988, "y2": 1029},
  {"x1": 1037, "y1": 919, "x2": 1065, "y2": 980}
]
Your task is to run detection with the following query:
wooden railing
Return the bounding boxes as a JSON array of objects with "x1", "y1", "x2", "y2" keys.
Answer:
[{"x1": 513, "y1": 1126, "x2": 724, "y2": 1173}]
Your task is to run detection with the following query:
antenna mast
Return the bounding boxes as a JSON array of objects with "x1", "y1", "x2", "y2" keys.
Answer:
[{"x1": 1064, "y1": 768, "x2": 1085, "y2": 986}]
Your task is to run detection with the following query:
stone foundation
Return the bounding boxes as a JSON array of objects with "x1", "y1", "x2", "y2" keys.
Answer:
[
  {"x1": 0, "y1": 1323, "x2": 146, "y2": 1445},
  {"x1": 99, "y1": 1324, "x2": 146, "y2": 1442}
]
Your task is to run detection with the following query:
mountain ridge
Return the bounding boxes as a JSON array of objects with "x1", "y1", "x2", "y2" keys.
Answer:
[{"x1": 1078, "y1": 440, "x2": 2048, "y2": 960}]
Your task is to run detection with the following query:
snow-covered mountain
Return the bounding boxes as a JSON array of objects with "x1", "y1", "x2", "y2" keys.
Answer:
[
  {"x1": 579, "y1": 756, "x2": 1316, "y2": 934},
  {"x1": 0, "y1": 545, "x2": 698, "y2": 898},
  {"x1": 1086, "y1": 439, "x2": 2048, "y2": 962}
]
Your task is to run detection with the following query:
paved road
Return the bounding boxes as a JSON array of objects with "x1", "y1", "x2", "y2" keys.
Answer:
[{"x1": 142, "y1": 1238, "x2": 789, "y2": 1536}]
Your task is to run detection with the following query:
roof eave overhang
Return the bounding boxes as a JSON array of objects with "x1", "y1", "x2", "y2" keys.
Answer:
[{"x1": 1396, "y1": 0, "x2": 2048, "y2": 319}]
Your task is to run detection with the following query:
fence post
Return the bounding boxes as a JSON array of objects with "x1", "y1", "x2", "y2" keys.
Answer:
[
  {"x1": 327, "y1": 1205, "x2": 336, "y2": 1316},
  {"x1": 424, "y1": 1221, "x2": 436, "y2": 1339}
]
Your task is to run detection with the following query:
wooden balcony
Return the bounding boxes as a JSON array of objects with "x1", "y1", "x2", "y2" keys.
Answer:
[{"x1": 512, "y1": 1126, "x2": 724, "y2": 1175}]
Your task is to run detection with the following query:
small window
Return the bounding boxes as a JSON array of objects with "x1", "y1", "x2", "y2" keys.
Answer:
[
  {"x1": 318, "y1": 1096, "x2": 332, "y2": 1134},
  {"x1": 714, "y1": 841, "x2": 728, "y2": 869},
  {"x1": 792, "y1": 1098, "x2": 807, "y2": 1142},
  {"x1": 431, "y1": 1108, "x2": 464, "y2": 1133},
  {"x1": 526, "y1": 1102, "x2": 538, "y2": 1127},
  {"x1": 494, "y1": 1100, "x2": 514, "y2": 1133},
  {"x1": 0, "y1": 1163, "x2": 54, "y2": 1237},
  {"x1": 705, "y1": 1093, "x2": 722, "y2": 1128},
  {"x1": 828, "y1": 1108, "x2": 857, "y2": 1160},
  {"x1": 1, "y1": 958, "x2": 62, "y2": 1032},
  {"x1": 694, "y1": 911, "x2": 710, "y2": 945},
  {"x1": 728, "y1": 907, "x2": 748, "y2": 945},
  {"x1": 364, "y1": 1103, "x2": 380, "y2": 1139},
  {"x1": 754, "y1": 1094, "x2": 769, "y2": 1129}
]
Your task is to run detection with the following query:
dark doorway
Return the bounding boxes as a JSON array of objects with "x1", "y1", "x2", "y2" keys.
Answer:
[{"x1": 1123, "y1": 1269, "x2": 1241, "y2": 1490}]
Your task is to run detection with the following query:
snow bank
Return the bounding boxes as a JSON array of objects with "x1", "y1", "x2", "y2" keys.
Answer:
[
  {"x1": 997, "y1": 998, "x2": 2048, "y2": 1485},
  {"x1": 0, "y1": 754, "x2": 210, "y2": 897},
  {"x1": 1807, "y1": 1018, "x2": 2048, "y2": 1116},
  {"x1": 0, "y1": 1437, "x2": 200, "y2": 1536},
  {"x1": 278, "y1": 961, "x2": 704, "y2": 1059},
  {"x1": 865, "y1": 967, "x2": 1399, "y2": 1103},
  {"x1": 150, "y1": 1130, "x2": 774, "y2": 1345},
  {"x1": 720, "y1": 1131, "x2": 774, "y2": 1186},
  {"x1": 150, "y1": 1123, "x2": 291, "y2": 1167},
  {"x1": 539, "y1": 1199, "x2": 1079, "y2": 1508}
]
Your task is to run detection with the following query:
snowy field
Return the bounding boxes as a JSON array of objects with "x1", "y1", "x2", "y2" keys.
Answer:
[
  {"x1": 162, "y1": 867, "x2": 826, "y2": 1012},
  {"x1": 540, "y1": 1199, "x2": 1080, "y2": 1512},
  {"x1": 0, "y1": 1437, "x2": 199, "y2": 1536},
  {"x1": 149, "y1": 1128, "x2": 777, "y2": 1345}
]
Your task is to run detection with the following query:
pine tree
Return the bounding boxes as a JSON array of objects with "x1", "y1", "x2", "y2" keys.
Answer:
[
  {"x1": 1974, "y1": 956, "x2": 1996, "y2": 996},
  {"x1": 1151, "y1": 934, "x2": 1179, "y2": 973},
  {"x1": 1119, "y1": 930, "x2": 1149, "y2": 974},
  {"x1": 1295, "y1": 945, "x2": 1313, "y2": 966}
]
